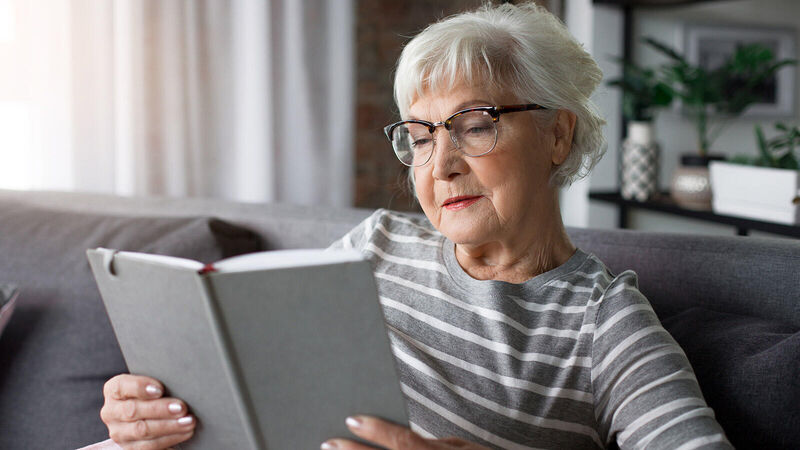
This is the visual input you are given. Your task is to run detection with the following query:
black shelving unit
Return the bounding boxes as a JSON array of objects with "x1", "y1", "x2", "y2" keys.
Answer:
[{"x1": 589, "y1": 191, "x2": 800, "y2": 238}]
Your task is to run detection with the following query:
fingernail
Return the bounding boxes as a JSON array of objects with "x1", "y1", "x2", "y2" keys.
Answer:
[
  {"x1": 145, "y1": 384, "x2": 162, "y2": 397},
  {"x1": 321, "y1": 441, "x2": 339, "y2": 449},
  {"x1": 345, "y1": 416, "x2": 363, "y2": 429},
  {"x1": 177, "y1": 415, "x2": 194, "y2": 426},
  {"x1": 168, "y1": 403, "x2": 183, "y2": 414}
]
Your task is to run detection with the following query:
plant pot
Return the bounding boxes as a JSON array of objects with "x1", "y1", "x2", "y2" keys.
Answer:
[
  {"x1": 671, "y1": 154, "x2": 725, "y2": 210},
  {"x1": 710, "y1": 161, "x2": 800, "y2": 224},
  {"x1": 621, "y1": 121, "x2": 659, "y2": 201}
]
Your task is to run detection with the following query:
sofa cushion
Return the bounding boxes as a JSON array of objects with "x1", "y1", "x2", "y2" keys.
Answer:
[
  {"x1": 0, "y1": 202, "x2": 263, "y2": 449},
  {"x1": 662, "y1": 307, "x2": 800, "y2": 450}
]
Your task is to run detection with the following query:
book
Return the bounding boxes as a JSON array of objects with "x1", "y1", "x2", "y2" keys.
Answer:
[{"x1": 87, "y1": 248, "x2": 408, "y2": 449}]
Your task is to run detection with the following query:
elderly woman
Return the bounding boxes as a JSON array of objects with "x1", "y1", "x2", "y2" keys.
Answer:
[{"x1": 95, "y1": 3, "x2": 731, "y2": 449}]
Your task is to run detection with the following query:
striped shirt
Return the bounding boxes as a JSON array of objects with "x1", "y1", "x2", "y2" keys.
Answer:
[{"x1": 330, "y1": 209, "x2": 731, "y2": 450}]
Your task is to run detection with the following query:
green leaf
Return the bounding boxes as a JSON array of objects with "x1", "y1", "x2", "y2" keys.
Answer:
[
  {"x1": 755, "y1": 124, "x2": 774, "y2": 165},
  {"x1": 776, "y1": 152, "x2": 799, "y2": 170},
  {"x1": 651, "y1": 83, "x2": 673, "y2": 106},
  {"x1": 643, "y1": 37, "x2": 687, "y2": 64}
]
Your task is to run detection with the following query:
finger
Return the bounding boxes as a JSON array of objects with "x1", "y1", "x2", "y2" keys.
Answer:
[
  {"x1": 104, "y1": 398, "x2": 190, "y2": 423},
  {"x1": 345, "y1": 416, "x2": 429, "y2": 450},
  {"x1": 110, "y1": 416, "x2": 195, "y2": 444},
  {"x1": 123, "y1": 431, "x2": 194, "y2": 450},
  {"x1": 104, "y1": 374, "x2": 165, "y2": 401},
  {"x1": 321, "y1": 438, "x2": 374, "y2": 450}
]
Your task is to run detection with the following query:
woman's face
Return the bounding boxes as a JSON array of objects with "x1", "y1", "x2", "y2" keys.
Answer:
[{"x1": 409, "y1": 83, "x2": 572, "y2": 248}]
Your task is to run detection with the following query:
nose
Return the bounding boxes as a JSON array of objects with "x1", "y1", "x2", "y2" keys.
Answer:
[{"x1": 430, "y1": 127, "x2": 468, "y2": 181}]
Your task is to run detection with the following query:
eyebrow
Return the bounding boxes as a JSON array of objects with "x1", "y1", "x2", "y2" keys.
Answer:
[{"x1": 407, "y1": 99, "x2": 494, "y2": 121}]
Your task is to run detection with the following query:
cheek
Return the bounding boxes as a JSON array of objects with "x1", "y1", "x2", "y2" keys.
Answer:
[
  {"x1": 477, "y1": 154, "x2": 543, "y2": 209},
  {"x1": 413, "y1": 168, "x2": 435, "y2": 207}
]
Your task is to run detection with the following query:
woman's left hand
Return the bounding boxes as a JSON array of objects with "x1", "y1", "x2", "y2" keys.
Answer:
[{"x1": 321, "y1": 415, "x2": 490, "y2": 450}]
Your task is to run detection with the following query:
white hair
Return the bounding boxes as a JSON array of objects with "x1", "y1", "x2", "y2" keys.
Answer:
[{"x1": 394, "y1": 1, "x2": 606, "y2": 187}]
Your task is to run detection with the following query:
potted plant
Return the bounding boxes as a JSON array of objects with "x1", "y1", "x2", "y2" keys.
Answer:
[
  {"x1": 710, "y1": 122, "x2": 800, "y2": 224},
  {"x1": 644, "y1": 37, "x2": 796, "y2": 209},
  {"x1": 607, "y1": 56, "x2": 673, "y2": 201}
]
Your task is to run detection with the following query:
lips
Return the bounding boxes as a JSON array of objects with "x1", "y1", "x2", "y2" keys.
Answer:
[{"x1": 442, "y1": 195, "x2": 482, "y2": 211}]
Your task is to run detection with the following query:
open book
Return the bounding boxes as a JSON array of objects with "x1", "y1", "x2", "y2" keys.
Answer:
[{"x1": 87, "y1": 248, "x2": 408, "y2": 449}]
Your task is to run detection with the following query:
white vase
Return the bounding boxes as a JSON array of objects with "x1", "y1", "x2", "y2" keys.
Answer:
[{"x1": 621, "y1": 121, "x2": 659, "y2": 201}]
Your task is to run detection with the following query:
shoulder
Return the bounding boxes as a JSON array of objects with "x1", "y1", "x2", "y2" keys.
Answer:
[
  {"x1": 582, "y1": 255, "x2": 668, "y2": 363},
  {"x1": 572, "y1": 252, "x2": 648, "y2": 310},
  {"x1": 329, "y1": 208, "x2": 441, "y2": 253},
  {"x1": 595, "y1": 268, "x2": 653, "y2": 321},
  {"x1": 547, "y1": 251, "x2": 635, "y2": 305},
  {"x1": 372, "y1": 209, "x2": 439, "y2": 237},
  {"x1": 561, "y1": 253, "x2": 655, "y2": 329}
]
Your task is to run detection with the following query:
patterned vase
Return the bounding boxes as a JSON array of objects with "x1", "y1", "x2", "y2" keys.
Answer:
[{"x1": 621, "y1": 121, "x2": 659, "y2": 202}]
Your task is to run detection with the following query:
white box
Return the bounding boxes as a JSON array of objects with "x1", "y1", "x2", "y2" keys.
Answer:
[{"x1": 710, "y1": 161, "x2": 800, "y2": 225}]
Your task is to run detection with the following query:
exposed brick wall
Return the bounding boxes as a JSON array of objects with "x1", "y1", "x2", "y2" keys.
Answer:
[{"x1": 354, "y1": 0, "x2": 558, "y2": 210}]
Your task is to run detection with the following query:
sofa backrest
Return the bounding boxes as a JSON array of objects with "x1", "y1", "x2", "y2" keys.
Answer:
[
  {"x1": 3, "y1": 189, "x2": 798, "y2": 327},
  {"x1": 569, "y1": 227, "x2": 800, "y2": 328},
  {"x1": 2, "y1": 189, "x2": 799, "y2": 448}
]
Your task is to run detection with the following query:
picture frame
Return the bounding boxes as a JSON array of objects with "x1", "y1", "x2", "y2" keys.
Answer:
[{"x1": 684, "y1": 24, "x2": 797, "y2": 117}]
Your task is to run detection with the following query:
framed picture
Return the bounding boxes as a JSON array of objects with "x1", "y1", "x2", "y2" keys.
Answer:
[{"x1": 685, "y1": 24, "x2": 797, "y2": 117}]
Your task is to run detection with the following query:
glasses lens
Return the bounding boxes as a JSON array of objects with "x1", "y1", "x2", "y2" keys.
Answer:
[
  {"x1": 451, "y1": 111, "x2": 497, "y2": 156},
  {"x1": 391, "y1": 122, "x2": 434, "y2": 166}
]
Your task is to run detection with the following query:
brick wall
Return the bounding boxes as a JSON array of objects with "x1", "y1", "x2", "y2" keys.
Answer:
[{"x1": 354, "y1": 0, "x2": 558, "y2": 210}]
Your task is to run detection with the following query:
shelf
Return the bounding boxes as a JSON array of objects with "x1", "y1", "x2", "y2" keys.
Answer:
[{"x1": 589, "y1": 191, "x2": 800, "y2": 238}]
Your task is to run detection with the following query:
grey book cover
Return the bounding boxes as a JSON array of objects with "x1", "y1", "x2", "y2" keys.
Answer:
[{"x1": 87, "y1": 248, "x2": 408, "y2": 449}]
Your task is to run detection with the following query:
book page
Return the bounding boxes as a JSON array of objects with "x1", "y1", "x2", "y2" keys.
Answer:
[
  {"x1": 213, "y1": 248, "x2": 363, "y2": 273},
  {"x1": 103, "y1": 249, "x2": 205, "y2": 271}
]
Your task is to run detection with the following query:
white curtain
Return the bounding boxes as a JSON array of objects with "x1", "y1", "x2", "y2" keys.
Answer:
[{"x1": 0, "y1": 0, "x2": 355, "y2": 206}]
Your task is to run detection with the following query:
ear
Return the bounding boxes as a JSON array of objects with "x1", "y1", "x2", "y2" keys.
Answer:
[{"x1": 551, "y1": 110, "x2": 577, "y2": 166}]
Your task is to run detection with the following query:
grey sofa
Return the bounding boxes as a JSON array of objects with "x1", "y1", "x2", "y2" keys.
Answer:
[{"x1": 1, "y1": 189, "x2": 798, "y2": 449}]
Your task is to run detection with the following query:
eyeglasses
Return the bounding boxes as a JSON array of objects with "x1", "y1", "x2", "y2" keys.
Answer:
[{"x1": 383, "y1": 104, "x2": 547, "y2": 167}]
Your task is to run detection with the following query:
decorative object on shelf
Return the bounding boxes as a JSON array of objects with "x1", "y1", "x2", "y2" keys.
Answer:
[
  {"x1": 607, "y1": 54, "x2": 673, "y2": 201},
  {"x1": 645, "y1": 36, "x2": 797, "y2": 208},
  {"x1": 685, "y1": 24, "x2": 797, "y2": 117},
  {"x1": 671, "y1": 154, "x2": 724, "y2": 210},
  {"x1": 621, "y1": 122, "x2": 660, "y2": 201},
  {"x1": 711, "y1": 122, "x2": 800, "y2": 224}
]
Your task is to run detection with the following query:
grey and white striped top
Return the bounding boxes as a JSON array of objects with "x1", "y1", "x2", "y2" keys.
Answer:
[{"x1": 330, "y1": 209, "x2": 731, "y2": 450}]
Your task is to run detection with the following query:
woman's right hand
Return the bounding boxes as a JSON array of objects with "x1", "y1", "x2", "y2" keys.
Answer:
[{"x1": 101, "y1": 374, "x2": 196, "y2": 450}]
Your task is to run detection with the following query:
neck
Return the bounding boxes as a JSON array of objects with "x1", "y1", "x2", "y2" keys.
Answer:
[{"x1": 453, "y1": 195, "x2": 575, "y2": 284}]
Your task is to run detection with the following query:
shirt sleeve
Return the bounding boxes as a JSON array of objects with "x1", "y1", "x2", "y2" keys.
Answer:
[{"x1": 591, "y1": 271, "x2": 732, "y2": 450}]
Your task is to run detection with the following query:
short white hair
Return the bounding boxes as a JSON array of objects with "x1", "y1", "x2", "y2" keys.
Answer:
[{"x1": 394, "y1": 1, "x2": 606, "y2": 187}]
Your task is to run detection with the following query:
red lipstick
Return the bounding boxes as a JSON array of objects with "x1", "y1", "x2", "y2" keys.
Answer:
[{"x1": 442, "y1": 195, "x2": 482, "y2": 211}]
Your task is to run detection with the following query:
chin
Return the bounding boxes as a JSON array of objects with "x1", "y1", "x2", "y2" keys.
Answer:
[{"x1": 438, "y1": 221, "x2": 492, "y2": 246}]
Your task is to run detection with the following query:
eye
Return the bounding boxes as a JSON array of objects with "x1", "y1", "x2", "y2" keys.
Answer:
[
  {"x1": 465, "y1": 125, "x2": 491, "y2": 134},
  {"x1": 411, "y1": 138, "x2": 432, "y2": 148}
]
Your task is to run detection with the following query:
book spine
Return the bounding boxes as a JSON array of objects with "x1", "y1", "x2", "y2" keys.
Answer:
[{"x1": 194, "y1": 274, "x2": 266, "y2": 450}]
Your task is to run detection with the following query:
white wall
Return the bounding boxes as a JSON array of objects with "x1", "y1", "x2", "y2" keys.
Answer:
[
  {"x1": 588, "y1": 4, "x2": 624, "y2": 230},
  {"x1": 561, "y1": 0, "x2": 594, "y2": 228},
  {"x1": 561, "y1": 1, "x2": 624, "y2": 230}
]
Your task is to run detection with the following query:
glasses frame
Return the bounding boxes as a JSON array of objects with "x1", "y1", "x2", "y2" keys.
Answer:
[{"x1": 383, "y1": 103, "x2": 548, "y2": 167}]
